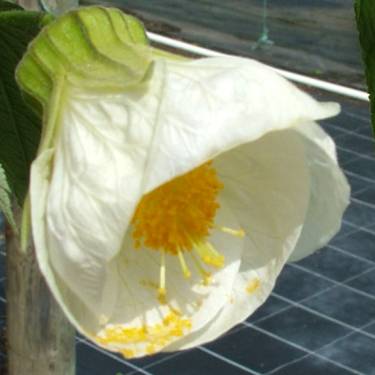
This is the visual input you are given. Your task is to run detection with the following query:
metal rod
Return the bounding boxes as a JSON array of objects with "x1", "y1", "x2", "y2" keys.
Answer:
[{"x1": 147, "y1": 32, "x2": 369, "y2": 102}]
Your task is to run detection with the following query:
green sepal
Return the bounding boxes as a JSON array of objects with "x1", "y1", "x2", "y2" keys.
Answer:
[{"x1": 16, "y1": 6, "x2": 153, "y2": 109}]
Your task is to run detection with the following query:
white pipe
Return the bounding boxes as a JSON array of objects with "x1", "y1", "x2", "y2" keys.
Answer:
[{"x1": 148, "y1": 32, "x2": 369, "y2": 102}]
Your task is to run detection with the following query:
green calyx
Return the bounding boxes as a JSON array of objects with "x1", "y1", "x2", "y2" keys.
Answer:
[{"x1": 16, "y1": 6, "x2": 152, "y2": 108}]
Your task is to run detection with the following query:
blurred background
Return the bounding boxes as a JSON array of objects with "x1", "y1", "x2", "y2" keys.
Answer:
[{"x1": 83, "y1": 0, "x2": 364, "y2": 90}]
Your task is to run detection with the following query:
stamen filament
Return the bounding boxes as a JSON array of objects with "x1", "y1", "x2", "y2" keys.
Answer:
[
  {"x1": 190, "y1": 253, "x2": 212, "y2": 286},
  {"x1": 158, "y1": 250, "x2": 167, "y2": 304},
  {"x1": 215, "y1": 225, "x2": 245, "y2": 238},
  {"x1": 177, "y1": 249, "x2": 191, "y2": 279},
  {"x1": 194, "y1": 241, "x2": 225, "y2": 268}
]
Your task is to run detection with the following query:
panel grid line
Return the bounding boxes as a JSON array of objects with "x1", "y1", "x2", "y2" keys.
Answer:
[
  {"x1": 289, "y1": 263, "x2": 375, "y2": 302},
  {"x1": 325, "y1": 120, "x2": 375, "y2": 142},
  {"x1": 265, "y1": 318, "x2": 375, "y2": 375},
  {"x1": 328, "y1": 244, "x2": 375, "y2": 265},
  {"x1": 78, "y1": 339, "x2": 153, "y2": 375},
  {"x1": 249, "y1": 266, "x2": 375, "y2": 327},
  {"x1": 198, "y1": 346, "x2": 262, "y2": 375},
  {"x1": 270, "y1": 293, "x2": 375, "y2": 341},
  {"x1": 245, "y1": 324, "x2": 362, "y2": 375}
]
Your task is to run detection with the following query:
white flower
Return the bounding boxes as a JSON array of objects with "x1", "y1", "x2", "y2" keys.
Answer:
[{"x1": 20, "y1": 7, "x2": 350, "y2": 359}]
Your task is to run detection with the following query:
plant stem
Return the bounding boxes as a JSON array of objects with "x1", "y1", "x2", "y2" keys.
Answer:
[{"x1": 6, "y1": 210, "x2": 76, "y2": 374}]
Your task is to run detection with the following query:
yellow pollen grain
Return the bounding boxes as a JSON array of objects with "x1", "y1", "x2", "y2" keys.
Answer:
[
  {"x1": 120, "y1": 349, "x2": 135, "y2": 358},
  {"x1": 146, "y1": 344, "x2": 156, "y2": 355},
  {"x1": 131, "y1": 162, "x2": 223, "y2": 254},
  {"x1": 158, "y1": 288, "x2": 167, "y2": 305},
  {"x1": 246, "y1": 278, "x2": 260, "y2": 294},
  {"x1": 96, "y1": 310, "x2": 192, "y2": 357}
]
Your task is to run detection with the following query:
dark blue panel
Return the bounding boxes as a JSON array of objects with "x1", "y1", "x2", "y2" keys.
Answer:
[
  {"x1": 342, "y1": 200, "x2": 375, "y2": 227},
  {"x1": 320, "y1": 121, "x2": 348, "y2": 139},
  {"x1": 364, "y1": 322, "x2": 375, "y2": 335},
  {"x1": 345, "y1": 173, "x2": 371, "y2": 195},
  {"x1": 256, "y1": 306, "x2": 352, "y2": 351},
  {"x1": 333, "y1": 222, "x2": 360, "y2": 239},
  {"x1": 336, "y1": 148, "x2": 361, "y2": 166},
  {"x1": 332, "y1": 229, "x2": 375, "y2": 262},
  {"x1": 344, "y1": 157, "x2": 375, "y2": 180},
  {"x1": 347, "y1": 269, "x2": 375, "y2": 296},
  {"x1": 271, "y1": 354, "x2": 355, "y2": 375},
  {"x1": 247, "y1": 295, "x2": 290, "y2": 323},
  {"x1": 303, "y1": 285, "x2": 375, "y2": 327},
  {"x1": 76, "y1": 342, "x2": 135, "y2": 375},
  {"x1": 334, "y1": 134, "x2": 375, "y2": 156},
  {"x1": 127, "y1": 350, "x2": 174, "y2": 369},
  {"x1": 296, "y1": 247, "x2": 372, "y2": 282},
  {"x1": 317, "y1": 332, "x2": 375, "y2": 375},
  {"x1": 205, "y1": 326, "x2": 306, "y2": 374},
  {"x1": 357, "y1": 125, "x2": 374, "y2": 138},
  {"x1": 147, "y1": 348, "x2": 251, "y2": 375},
  {"x1": 273, "y1": 265, "x2": 334, "y2": 302},
  {"x1": 354, "y1": 184, "x2": 375, "y2": 205}
]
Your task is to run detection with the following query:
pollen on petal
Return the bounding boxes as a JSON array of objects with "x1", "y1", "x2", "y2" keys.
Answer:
[
  {"x1": 95, "y1": 309, "x2": 192, "y2": 357},
  {"x1": 246, "y1": 278, "x2": 260, "y2": 294}
]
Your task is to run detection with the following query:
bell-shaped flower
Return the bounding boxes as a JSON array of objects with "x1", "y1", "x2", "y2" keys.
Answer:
[{"x1": 17, "y1": 7, "x2": 350, "y2": 358}]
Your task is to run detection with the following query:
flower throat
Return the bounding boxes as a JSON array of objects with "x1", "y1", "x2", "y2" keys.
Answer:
[{"x1": 131, "y1": 162, "x2": 244, "y2": 302}]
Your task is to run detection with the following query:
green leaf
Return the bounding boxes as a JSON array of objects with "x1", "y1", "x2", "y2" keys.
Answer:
[
  {"x1": 355, "y1": 0, "x2": 375, "y2": 137},
  {"x1": 0, "y1": 1, "x2": 22, "y2": 12},
  {"x1": 0, "y1": 162, "x2": 17, "y2": 232},
  {"x1": 0, "y1": 3, "x2": 50, "y2": 204}
]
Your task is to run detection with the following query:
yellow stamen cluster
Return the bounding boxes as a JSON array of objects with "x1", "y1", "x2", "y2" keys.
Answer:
[
  {"x1": 132, "y1": 161, "x2": 223, "y2": 254},
  {"x1": 130, "y1": 161, "x2": 244, "y2": 304}
]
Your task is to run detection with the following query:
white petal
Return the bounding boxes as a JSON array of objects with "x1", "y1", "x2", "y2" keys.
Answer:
[
  {"x1": 91, "y1": 198, "x2": 243, "y2": 357},
  {"x1": 143, "y1": 56, "x2": 339, "y2": 193},
  {"x1": 288, "y1": 122, "x2": 350, "y2": 262},
  {"x1": 165, "y1": 129, "x2": 311, "y2": 350},
  {"x1": 32, "y1": 148, "x2": 244, "y2": 357},
  {"x1": 30, "y1": 149, "x2": 100, "y2": 335},
  {"x1": 33, "y1": 62, "x2": 165, "y2": 318}
]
